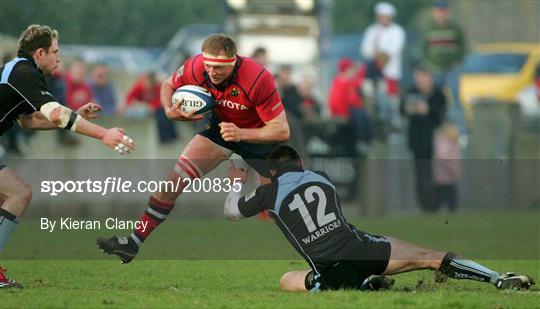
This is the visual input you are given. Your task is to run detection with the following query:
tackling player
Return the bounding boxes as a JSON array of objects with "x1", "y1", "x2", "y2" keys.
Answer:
[
  {"x1": 97, "y1": 34, "x2": 290, "y2": 262},
  {"x1": 0, "y1": 25, "x2": 135, "y2": 288},
  {"x1": 223, "y1": 145, "x2": 535, "y2": 292}
]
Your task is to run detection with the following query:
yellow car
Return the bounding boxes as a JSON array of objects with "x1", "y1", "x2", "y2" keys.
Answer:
[{"x1": 460, "y1": 43, "x2": 540, "y2": 121}]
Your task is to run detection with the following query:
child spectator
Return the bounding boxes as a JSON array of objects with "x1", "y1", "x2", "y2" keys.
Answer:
[{"x1": 433, "y1": 122, "x2": 461, "y2": 212}]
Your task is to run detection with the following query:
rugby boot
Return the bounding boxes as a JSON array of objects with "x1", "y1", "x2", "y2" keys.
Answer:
[
  {"x1": 0, "y1": 267, "x2": 22, "y2": 289},
  {"x1": 496, "y1": 272, "x2": 535, "y2": 290},
  {"x1": 96, "y1": 236, "x2": 139, "y2": 264}
]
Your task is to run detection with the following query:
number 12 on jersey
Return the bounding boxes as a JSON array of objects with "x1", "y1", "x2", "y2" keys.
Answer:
[{"x1": 288, "y1": 185, "x2": 336, "y2": 233}]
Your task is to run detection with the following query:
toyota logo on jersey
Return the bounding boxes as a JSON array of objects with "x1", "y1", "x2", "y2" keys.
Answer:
[{"x1": 216, "y1": 99, "x2": 248, "y2": 110}]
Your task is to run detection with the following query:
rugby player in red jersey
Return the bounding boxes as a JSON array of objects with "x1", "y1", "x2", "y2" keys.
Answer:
[{"x1": 97, "y1": 34, "x2": 290, "y2": 262}]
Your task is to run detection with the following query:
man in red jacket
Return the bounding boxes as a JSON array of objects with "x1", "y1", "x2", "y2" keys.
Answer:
[
  {"x1": 97, "y1": 34, "x2": 290, "y2": 262},
  {"x1": 328, "y1": 58, "x2": 372, "y2": 148},
  {"x1": 328, "y1": 58, "x2": 361, "y2": 118},
  {"x1": 123, "y1": 72, "x2": 161, "y2": 113},
  {"x1": 123, "y1": 72, "x2": 178, "y2": 143}
]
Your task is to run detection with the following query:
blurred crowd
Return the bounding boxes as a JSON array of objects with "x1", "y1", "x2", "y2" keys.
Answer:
[{"x1": 326, "y1": 0, "x2": 465, "y2": 212}]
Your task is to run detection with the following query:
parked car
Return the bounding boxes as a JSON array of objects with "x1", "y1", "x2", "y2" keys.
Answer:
[{"x1": 460, "y1": 43, "x2": 540, "y2": 122}]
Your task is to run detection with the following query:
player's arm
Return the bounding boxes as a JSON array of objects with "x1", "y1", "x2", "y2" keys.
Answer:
[
  {"x1": 38, "y1": 102, "x2": 135, "y2": 152},
  {"x1": 12, "y1": 67, "x2": 132, "y2": 151},
  {"x1": 224, "y1": 184, "x2": 245, "y2": 221},
  {"x1": 219, "y1": 70, "x2": 290, "y2": 143},
  {"x1": 224, "y1": 185, "x2": 268, "y2": 221},
  {"x1": 161, "y1": 73, "x2": 204, "y2": 122},
  {"x1": 224, "y1": 161, "x2": 268, "y2": 221},
  {"x1": 219, "y1": 110, "x2": 290, "y2": 144},
  {"x1": 17, "y1": 111, "x2": 56, "y2": 130},
  {"x1": 18, "y1": 102, "x2": 102, "y2": 130},
  {"x1": 224, "y1": 161, "x2": 249, "y2": 221}
]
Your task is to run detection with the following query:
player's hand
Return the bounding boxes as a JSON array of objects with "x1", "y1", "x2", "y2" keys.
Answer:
[
  {"x1": 166, "y1": 98, "x2": 204, "y2": 121},
  {"x1": 101, "y1": 128, "x2": 135, "y2": 155},
  {"x1": 219, "y1": 122, "x2": 243, "y2": 142},
  {"x1": 227, "y1": 160, "x2": 248, "y2": 183},
  {"x1": 77, "y1": 102, "x2": 102, "y2": 120}
]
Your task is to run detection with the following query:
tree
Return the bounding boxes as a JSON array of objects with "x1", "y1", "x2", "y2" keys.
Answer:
[{"x1": 0, "y1": 0, "x2": 225, "y2": 46}]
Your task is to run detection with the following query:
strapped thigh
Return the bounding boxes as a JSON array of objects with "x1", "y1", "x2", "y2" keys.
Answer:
[{"x1": 173, "y1": 136, "x2": 233, "y2": 180}]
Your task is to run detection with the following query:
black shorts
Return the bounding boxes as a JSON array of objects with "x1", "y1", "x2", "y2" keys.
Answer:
[
  {"x1": 197, "y1": 114, "x2": 280, "y2": 178},
  {"x1": 305, "y1": 233, "x2": 391, "y2": 291},
  {"x1": 0, "y1": 162, "x2": 6, "y2": 171}
]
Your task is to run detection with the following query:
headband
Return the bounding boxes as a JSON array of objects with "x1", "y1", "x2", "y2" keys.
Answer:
[{"x1": 203, "y1": 52, "x2": 237, "y2": 66}]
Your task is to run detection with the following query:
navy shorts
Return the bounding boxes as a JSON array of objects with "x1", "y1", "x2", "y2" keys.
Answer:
[
  {"x1": 197, "y1": 114, "x2": 280, "y2": 178},
  {"x1": 305, "y1": 233, "x2": 391, "y2": 291}
]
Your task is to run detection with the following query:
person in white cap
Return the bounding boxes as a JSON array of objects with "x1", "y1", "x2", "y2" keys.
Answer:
[{"x1": 361, "y1": 1, "x2": 405, "y2": 130}]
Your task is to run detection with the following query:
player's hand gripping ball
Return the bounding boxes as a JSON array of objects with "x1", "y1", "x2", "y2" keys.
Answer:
[{"x1": 172, "y1": 85, "x2": 214, "y2": 115}]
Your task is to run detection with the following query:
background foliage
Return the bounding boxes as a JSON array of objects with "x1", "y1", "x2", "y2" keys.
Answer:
[{"x1": 0, "y1": 0, "x2": 432, "y2": 46}]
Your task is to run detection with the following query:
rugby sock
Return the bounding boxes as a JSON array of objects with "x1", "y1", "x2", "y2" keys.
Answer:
[
  {"x1": 0, "y1": 208, "x2": 19, "y2": 252},
  {"x1": 129, "y1": 196, "x2": 174, "y2": 247},
  {"x1": 439, "y1": 252, "x2": 500, "y2": 284}
]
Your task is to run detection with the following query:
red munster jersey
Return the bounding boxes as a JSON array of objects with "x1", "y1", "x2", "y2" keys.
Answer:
[{"x1": 171, "y1": 55, "x2": 284, "y2": 128}]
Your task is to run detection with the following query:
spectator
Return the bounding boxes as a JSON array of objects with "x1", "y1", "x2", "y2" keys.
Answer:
[
  {"x1": 422, "y1": 0, "x2": 467, "y2": 134},
  {"x1": 276, "y1": 65, "x2": 303, "y2": 119},
  {"x1": 251, "y1": 47, "x2": 268, "y2": 68},
  {"x1": 534, "y1": 63, "x2": 540, "y2": 102},
  {"x1": 401, "y1": 67, "x2": 446, "y2": 212},
  {"x1": 297, "y1": 76, "x2": 321, "y2": 120},
  {"x1": 433, "y1": 122, "x2": 461, "y2": 212},
  {"x1": 276, "y1": 65, "x2": 305, "y2": 157},
  {"x1": 361, "y1": 1, "x2": 405, "y2": 130},
  {"x1": 124, "y1": 72, "x2": 178, "y2": 144},
  {"x1": 45, "y1": 62, "x2": 79, "y2": 146},
  {"x1": 89, "y1": 63, "x2": 117, "y2": 115},
  {"x1": 328, "y1": 58, "x2": 372, "y2": 151},
  {"x1": 65, "y1": 59, "x2": 93, "y2": 111},
  {"x1": 46, "y1": 61, "x2": 67, "y2": 106},
  {"x1": 328, "y1": 58, "x2": 358, "y2": 117}
]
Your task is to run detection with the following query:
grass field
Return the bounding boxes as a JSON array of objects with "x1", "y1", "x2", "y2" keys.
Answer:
[{"x1": 2, "y1": 210, "x2": 539, "y2": 308}]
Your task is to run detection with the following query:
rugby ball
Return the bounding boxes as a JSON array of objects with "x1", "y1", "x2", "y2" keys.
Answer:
[{"x1": 172, "y1": 85, "x2": 214, "y2": 114}]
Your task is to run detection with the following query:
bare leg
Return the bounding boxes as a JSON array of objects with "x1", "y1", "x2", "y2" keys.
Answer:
[
  {"x1": 0, "y1": 167, "x2": 32, "y2": 252},
  {"x1": 97, "y1": 136, "x2": 233, "y2": 261},
  {"x1": 280, "y1": 270, "x2": 310, "y2": 292},
  {"x1": 129, "y1": 135, "x2": 231, "y2": 246},
  {"x1": 382, "y1": 236, "x2": 446, "y2": 275},
  {"x1": 278, "y1": 237, "x2": 505, "y2": 292},
  {"x1": 383, "y1": 236, "x2": 501, "y2": 285},
  {"x1": 155, "y1": 135, "x2": 231, "y2": 203},
  {"x1": 0, "y1": 167, "x2": 32, "y2": 217}
]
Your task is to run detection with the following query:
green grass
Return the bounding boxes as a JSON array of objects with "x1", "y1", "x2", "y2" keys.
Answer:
[{"x1": 2, "y1": 210, "x2": 539, "y2": 308}]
